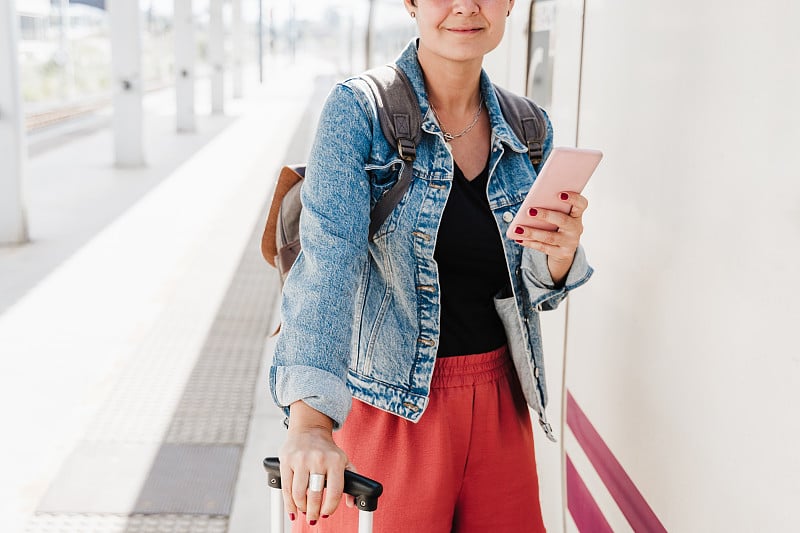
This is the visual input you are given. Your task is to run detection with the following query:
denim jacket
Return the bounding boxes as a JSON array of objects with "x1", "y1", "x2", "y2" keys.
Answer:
[{"x1": 270, "y1": 41, "x2": 593, "y2": 442}]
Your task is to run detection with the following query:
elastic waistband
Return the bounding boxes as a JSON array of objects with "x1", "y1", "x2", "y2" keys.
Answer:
[{"x1": 431, "y1": 345, "x2": 512, "y2": 389}]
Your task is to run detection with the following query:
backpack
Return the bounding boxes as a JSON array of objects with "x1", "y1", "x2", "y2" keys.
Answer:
[{"x1": 260, "y1": 65, "x2": 547, "y2": 284}]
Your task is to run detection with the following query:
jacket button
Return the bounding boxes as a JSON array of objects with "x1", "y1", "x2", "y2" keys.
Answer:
[
  {"x1": 403, "y1": 402, "x2": 420, "y2": 412},
  {"x1": 417, "y1": 337, "x2": 436, "y2": 347},
  {"x1": 502, "y1": 212, "x2": 514, "y2": 223}
]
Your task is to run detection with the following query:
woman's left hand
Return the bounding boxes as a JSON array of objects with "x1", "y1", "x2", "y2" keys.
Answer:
[{"x1": 512, "y1": 191, "x2": 588, "y2": 285}]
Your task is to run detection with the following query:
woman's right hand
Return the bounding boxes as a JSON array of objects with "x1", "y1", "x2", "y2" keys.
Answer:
[{"x1": 279, "y1": 400, "x2": 352, "y2": 525}]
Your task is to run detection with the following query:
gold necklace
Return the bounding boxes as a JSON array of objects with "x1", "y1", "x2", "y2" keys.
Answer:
[{"x1": 429, "y1": 98, "x2": 484, "y2": 142}]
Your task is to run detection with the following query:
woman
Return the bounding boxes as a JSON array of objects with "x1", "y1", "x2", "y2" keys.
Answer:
[{"x1": 270, "y1": 0, "x2": 593, "y2": 530}]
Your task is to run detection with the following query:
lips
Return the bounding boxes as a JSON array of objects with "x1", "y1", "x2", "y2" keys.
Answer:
[{"x1": 446, "y1": 27, "x2": 483, "y2": 33}]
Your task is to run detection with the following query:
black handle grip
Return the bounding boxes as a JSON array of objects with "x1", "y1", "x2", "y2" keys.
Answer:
[{"x1": 263, "y1": 457, "x2": 383, "y2": 512}]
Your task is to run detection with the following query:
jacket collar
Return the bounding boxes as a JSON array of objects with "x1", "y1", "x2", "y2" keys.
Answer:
[{"x1": 394, "y1": 39, "x2": 528, "y2": 154}]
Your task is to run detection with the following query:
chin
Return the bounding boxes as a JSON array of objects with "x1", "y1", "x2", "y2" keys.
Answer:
[{"x1": 425, "y1": 37, "x2": 501, "y2": 63}]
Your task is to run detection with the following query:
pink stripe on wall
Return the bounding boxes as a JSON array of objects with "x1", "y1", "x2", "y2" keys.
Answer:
[
  {"x1": 567, "y1": 391, "x2": 668, "y2": 533},
  {"x1": 566, "y1": 454, "x2": 614, "y2": 533}
]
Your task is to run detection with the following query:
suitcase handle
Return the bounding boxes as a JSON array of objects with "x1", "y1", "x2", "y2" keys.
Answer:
[{"x1": 263, "y1": 457, "x2": 384, "y2": 512}]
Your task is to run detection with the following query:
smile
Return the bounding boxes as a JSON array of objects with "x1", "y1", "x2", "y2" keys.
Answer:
[{"x1": 446, "y1": 28, "x2": 484, "y2": 35}]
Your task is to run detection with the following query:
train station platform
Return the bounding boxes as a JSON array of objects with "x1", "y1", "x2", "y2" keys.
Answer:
[{"x1": 0, "y1": 59, "x2": 336, "y2": 533}]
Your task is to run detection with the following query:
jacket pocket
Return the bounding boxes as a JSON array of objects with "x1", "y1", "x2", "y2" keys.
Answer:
[
  {"x1": 366, "y1": 159, "x2": 402, "y2": 204},
  {"x1": 365, "y1": 158, "x2": 410, "y2": 239}
]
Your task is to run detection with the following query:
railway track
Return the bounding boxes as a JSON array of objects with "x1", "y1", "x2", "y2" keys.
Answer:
[
  {"x1": 24, "y1": 82, "x2": 172, "y2": 133},
  {"x1": 25, "y1": 98, "x2": 110, "y2": 132}
]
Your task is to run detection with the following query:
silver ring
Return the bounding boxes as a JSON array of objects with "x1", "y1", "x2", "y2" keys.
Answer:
[{"x1": 308, "y1": 473, "x2": 325, "y2": 492}]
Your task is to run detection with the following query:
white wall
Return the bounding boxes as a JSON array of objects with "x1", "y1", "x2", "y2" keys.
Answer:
[{"x1": 565, "y1": 1, "x2": 800, "y2": 531}]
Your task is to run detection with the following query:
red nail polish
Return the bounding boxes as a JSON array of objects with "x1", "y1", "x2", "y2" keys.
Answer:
[
  {"x1": 529, "y1": 208, "x2": 538, "y2": 216},
  {"x1": 310, "y1": 520, "x2": 317, "y2": 526},
  {"x1": 289, "y1": 513, "x2": 296, "y2": 521},
  {"x1": 515, "y1": 240, "x2": 523, "y2": 243},
  {"x1": 514, "y1": 226, "x2": 524, "y2": 234},
  {"x1": 560, "y1": 192, "x2": 569, "y2": 200},
  {"x1": 322, "y1": 515, "x2": 330, "y2": 519}
]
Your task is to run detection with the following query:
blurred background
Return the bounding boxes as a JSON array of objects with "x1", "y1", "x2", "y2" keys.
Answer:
[{"x1": 16, "y1": 0, "x2": 413, "y2": 131}]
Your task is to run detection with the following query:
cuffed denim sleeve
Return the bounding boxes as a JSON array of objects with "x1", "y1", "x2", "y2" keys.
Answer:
[
  {"x1": 520, "y1": 245, "x2": 594, "y2": 311},
  {"x1": 269, "y1": 83, "x2": 374, "y2": 429},
  {"x1": 270, "y1": 365, "x2": 353, "y2": 428}
]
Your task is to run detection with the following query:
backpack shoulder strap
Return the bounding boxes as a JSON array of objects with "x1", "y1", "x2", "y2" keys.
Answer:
[
  {"x1": 493, "y1": 84, "x2": 548, "y2": 168},
  {"x1": 360, "y1": 65, "x2": 422, "y2": 240}
]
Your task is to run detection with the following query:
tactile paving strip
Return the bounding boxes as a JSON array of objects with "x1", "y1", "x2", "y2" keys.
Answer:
[
  {"x1": 125, "y1": 514, "x2": 228, "y2": 533},
  {"x1": 163, "y1": 259, "x2": 277, "y2": 445},
  {"x1": 25, "y1": 513, "x2": 128, "y2": 533},
  {"x1": 25, "y1": 513, "x2": 229, "y2": 533},
  {"x1": 133, "y1": 444, "x2": 241, "y2": 515}
]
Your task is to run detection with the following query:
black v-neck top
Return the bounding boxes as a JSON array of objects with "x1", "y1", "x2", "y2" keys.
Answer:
[{"x1": 433, "y1": 160, "x2": 511, "y2": 357}]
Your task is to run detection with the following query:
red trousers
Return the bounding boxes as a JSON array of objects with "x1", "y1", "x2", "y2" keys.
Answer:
[{"x1": 293, "y1": 346, "x2": 546, "y2": 533}]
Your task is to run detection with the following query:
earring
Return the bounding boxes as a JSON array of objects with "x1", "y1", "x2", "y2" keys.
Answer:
[{"x1": 411, "y1": 12, "x2": 416, "y2": 18}]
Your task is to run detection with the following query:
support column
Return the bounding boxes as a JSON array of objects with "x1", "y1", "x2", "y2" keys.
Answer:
[
  {"x1": 289, "y1": 0, "x2": 296, "y2": 63},
  {"x1": 209, "y1": 0, "x2": 225, "y2": 114},
  {"x1": 257, "y1": 0, "x2": 263, "y2": 83},
  {"x1": 58, "y1": 0, "x2": 74, "y2": 100},
  {"x1": 175, "y1": 0, "x2": 195, "y2": 132},
  {"x1": 0, "y1": 0, "x2": 29, "y2": 244},
  {"x1": 232, "y1": 0, "x2": 243, "y2": 98},
  {"x1": 109, "y1": 0, "x2": 145, "y2": 167}
]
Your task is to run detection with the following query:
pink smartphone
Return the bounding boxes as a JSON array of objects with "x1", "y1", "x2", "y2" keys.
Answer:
[{"x1": 506, "y1": 146, "x2": 603, "y2": 236}]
